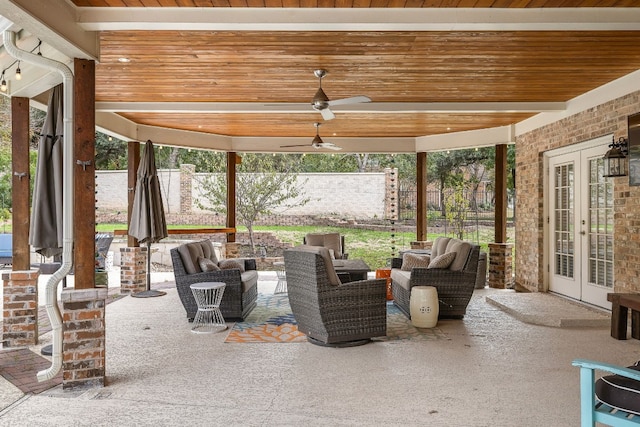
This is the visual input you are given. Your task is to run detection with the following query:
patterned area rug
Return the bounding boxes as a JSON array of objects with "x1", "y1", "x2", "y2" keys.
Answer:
[{"x1": 224, "y1": 293, "x2": 448, "y2": 343}]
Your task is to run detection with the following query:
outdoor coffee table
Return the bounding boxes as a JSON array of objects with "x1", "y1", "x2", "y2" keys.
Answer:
[
  {"x1": 190, "y1": 282, "x2": 227, "y2": 333},
  {"x1": 332, "y1": 259, "x2": 370, "y2": 283}
]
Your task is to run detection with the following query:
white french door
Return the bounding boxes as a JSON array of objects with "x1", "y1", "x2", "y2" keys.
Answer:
[{"x1": 546, "y1": 138, "x2": 613, "y2": 309}]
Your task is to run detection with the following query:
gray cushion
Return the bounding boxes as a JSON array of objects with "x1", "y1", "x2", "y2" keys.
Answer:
[
  {"x1": 390, "y1": 268, "x2": 411, "y2": 291},
  {"x1": 305, "y1": 232, "x2": 342, "y2": 259},
  {"x1": 240, "y1": 270, "x2": 259, "y2": 293},
  {"x1": 200, "y1": 240, "x2": 218, "y2": 264},
  {"x1": 401, "y1": 253, "x2": 430, "y2": 271},
  {"x1": 292, "y1": 244, "x2": 341, "y2": 286},
  {"x1": 446, "y1": 240, "x2": 472, "y2": 271},
  {"x1": 431, "y1": 237, "x2": 451, "y2": 258},
  {"x1": 428, "y1": 252, "x2": 457, "y2": 269},
  {"x1": 177, "y1": 242, "x2": 205, "y2": 274}
]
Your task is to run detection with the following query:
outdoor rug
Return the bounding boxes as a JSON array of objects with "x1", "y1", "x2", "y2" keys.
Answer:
[{"x1": 224, "y1": 293, "x2": 448, "y2": 343}]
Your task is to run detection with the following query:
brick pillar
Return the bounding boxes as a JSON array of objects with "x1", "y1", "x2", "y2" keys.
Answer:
[
  {"x1": 223, "y1": 242, "x2": 240, "y2": 259},
  {"x1": 2, "y1": 270, "x2": 39, "y2": 347},
  {"x1": 119, "y1": 246, "x2": 147, "y2": 293},
  {"x1": 488, "y1": 243, "x2": 514, "y2": 289},
  {"x1": 61, "y1": 287, "x2": 106, "y2": 390},
  {"x1": 410, "y1": 241, "x2": 433, "y2": 250},
  {"x1": 180, "y1": 164, "x2": 195, "y2": 215}
]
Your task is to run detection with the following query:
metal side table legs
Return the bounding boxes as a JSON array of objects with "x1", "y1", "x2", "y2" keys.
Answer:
[{"x1": 190, "y1": 282, "x2": 227, "y2": 333}]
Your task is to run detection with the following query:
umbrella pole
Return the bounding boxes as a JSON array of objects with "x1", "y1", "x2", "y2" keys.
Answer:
[{"x1": 131, "y1": 241, "x2": 166, "y2": 298}]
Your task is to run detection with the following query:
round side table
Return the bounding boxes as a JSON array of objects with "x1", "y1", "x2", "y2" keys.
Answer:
[
  {"x1": 190, "y1": 282, "x2": 227, "y2": 333},
  {"x1": 273, "y1": 261, "x2": 287, "y2": 294}
]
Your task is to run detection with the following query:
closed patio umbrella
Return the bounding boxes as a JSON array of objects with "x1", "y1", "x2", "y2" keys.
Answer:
[
  {"x1": 30, "y1": 84, "x2": 64, "y2": 258},
  {"x1": 129, "y1": 140, "x2": 168, "y2": 298}
]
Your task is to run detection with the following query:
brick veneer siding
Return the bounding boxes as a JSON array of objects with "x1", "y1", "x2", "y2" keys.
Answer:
[
  {"x1": 61, "y1": 287, "x2": 107, "y2": 390},
  {"x1": 515, "y1": 91, "x2": 640, "y2": 293},
  {"x1": 2, "y1": 270, "x2": 39, "y2": 347}
]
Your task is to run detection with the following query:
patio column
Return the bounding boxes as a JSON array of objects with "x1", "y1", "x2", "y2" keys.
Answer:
[
  {"x1": 73, "y1": 59, "x2": 96, "y2": 290},
  {"x1": 488, "y1": 144, "x2": 513, "y2": 288},
  {"x1": 225, "y1": 152, "x2": 239, "y2": 258},
  {"x1": 121, "y1": 141, "x2": 145, "y2": 293},
  {"x1": 61, "y1": 287, "x2": 107, "y2": 389},
  {"x1": 412, "y1": 152, "x2": 431, "y2": 250},
  {"x1": 2, "y1": 97, "x2": 39, "y2": 347}
]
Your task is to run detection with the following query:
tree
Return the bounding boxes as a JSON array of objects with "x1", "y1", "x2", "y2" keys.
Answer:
[{"x1": 196, "y1": 154, "x2": 310, "y2": 254}]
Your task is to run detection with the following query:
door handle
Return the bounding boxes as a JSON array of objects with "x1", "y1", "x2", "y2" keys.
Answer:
[{"x1": 580, "y1": 230, "x2": 586, "y2": 235}]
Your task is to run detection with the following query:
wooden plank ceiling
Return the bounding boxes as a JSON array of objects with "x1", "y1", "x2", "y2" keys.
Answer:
[{"x1": 68, "y1": 0, "x2": 640, "y2": 148}]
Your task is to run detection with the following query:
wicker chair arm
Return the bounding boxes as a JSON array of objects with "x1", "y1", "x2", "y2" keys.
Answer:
[
  {"x1": 391, "y1": 257, "x2": 403, "y2": 269},
  {"x1": 243, "y1": 258, "x2": 257, "y2": 271},
  {"x1": 175, "y1": 268, "x2": 243, "y2": 291}
]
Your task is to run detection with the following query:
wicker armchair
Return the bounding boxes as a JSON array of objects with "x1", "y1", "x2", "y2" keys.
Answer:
[
  {"x1": 284, "y1": 245, "x2": 387, "y2": 347},
  {"x1": 391, "y1": 238, "x2": 480, "y2": 319},
  {"x1": 170, "y1": 241, "x2": 258, "y2": 322}
]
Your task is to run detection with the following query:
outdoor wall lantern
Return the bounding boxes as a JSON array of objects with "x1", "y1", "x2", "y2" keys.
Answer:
[{"x1": 603, "y1": 136, "x2": 629, "y2": 178}]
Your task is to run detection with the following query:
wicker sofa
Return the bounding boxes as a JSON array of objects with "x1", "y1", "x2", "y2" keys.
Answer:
[
  {"x1": 284, "y1": 245, "x2": 387, "y2": 346},
  {"x1": 170, "y1": 240, "x2": 258, "y2": 321},
  {"x1": 391, "y1": 237, "x2": 480, "y2": 319}
]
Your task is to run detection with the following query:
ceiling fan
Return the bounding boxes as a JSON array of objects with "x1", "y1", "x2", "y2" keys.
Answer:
[
  {"x1": 311, "y1": 69, "x2": 371, "y2": 121},
  {"x1": 280, "y1": 123, "x2": 342, "y2": 151}
]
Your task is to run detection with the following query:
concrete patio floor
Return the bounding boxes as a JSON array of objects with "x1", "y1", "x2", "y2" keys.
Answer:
[{"x1": 0, "y1": 271, "x2": 638, "y2": 426}]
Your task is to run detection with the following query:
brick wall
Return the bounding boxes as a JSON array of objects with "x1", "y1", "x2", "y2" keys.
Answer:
[{"x1": 515, "y1": 91, "x2": 640, "y2": 293}]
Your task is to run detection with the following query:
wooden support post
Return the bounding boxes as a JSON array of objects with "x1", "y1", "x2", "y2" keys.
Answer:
[
  {"x1": 73, "y1": 59, "x2": 96, "y2": 289},
  {"x1": 127, "y1": 141, "x2": 140, "y2": 248},
  {"x1": 226, "y1": 152, "x2": 237, "y2": 243},
  {"x1": 11, "y1": 97, "x2": 30, "y2": 271},
  {"x1": 416, "y1": 152, "x2": 427, "y2": 242},
  {"x1": 495, "y1": 144, "x2": 508, "y2": 244}
]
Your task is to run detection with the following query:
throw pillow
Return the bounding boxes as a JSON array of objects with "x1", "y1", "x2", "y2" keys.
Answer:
[
  {"x1": 428, "y1": 252, "x2": 456, "y2": 269},
  {"x1": 401, "y1": 253, "x2": 431, "y2": 271},
  {"x1": 218, "y1": 259, "x2": 245, "y2": 272},
  {"x1": 595, "y1": 361, "x2": 640, "y2": 415},
  {"x1": 198, "y1": 256, "x2": 220, "y2": 272}
]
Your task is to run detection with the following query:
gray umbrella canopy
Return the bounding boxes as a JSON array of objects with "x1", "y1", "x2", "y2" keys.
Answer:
[
  {"x1": 129, "y1": 140, "x2": 168, "y2": 244},
  {"x1": 29, "y1": 84, "x2": 64, "y2": 258}
]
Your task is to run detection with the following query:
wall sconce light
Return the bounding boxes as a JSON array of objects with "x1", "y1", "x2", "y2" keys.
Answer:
[{"x1": 603, "y1": 135, "x2": 629, "y2": 178}]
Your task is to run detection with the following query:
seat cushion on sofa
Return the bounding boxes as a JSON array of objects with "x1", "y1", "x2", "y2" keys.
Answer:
[
  {"x1": 446, "y1": 240, "x2": 472, "y2": 271},
  {"x1": 595, "y1": 361, "x2": 640, "y2": 415},
  {"x1": 431, "y1": 237, "x2": 451, "y2": 258},
  {"x1": 240, "y1": 270, "x2": 259, "y2": 293},
  {"x1": 390, "y1": 268, "x2": 411, "y2": 291},
  {"x1": 428, "y1": 252, "x2": 457, "y2": 269},
  {"x1": 178, "y1": 242, "x2": 206, "y2": 274},
  {"x1": 401, "y1": 253, "x2": 430, "y2": 271}
]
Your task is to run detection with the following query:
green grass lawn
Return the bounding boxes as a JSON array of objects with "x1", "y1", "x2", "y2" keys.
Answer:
[{"x1": 97, "y1": 222, "x2": 514, "y2": 271}]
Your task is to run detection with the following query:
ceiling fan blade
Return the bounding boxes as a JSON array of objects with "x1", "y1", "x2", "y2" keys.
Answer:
[
  {"x1": 321, "y1": 143, "x2": 342, "y2": 151},
  {"x1": 280, "y1": 144, "x2": 312, "y2": 148},
  {"x1": 328, "y1": 95, "x2": 371, "y2": 107},
  {"x1": 320, "y1": 108, "x2": 335, "y2": 121}
]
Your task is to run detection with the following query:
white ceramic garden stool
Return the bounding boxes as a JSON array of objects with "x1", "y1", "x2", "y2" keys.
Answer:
[
  {"x1": 410, "y1": 286, "x2": 439, "y2": 328},
  {"x1": 190, "y1": 282, "x2": 227, "y2": 333}
]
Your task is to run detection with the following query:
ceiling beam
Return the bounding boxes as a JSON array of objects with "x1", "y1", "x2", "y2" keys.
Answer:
[
  {"x1": 76, "y1": 7, "x2": 640, "y2": 32},
  {"x1": 0, "y1": 0, "x2": 98, "y2": 60},
  {"x1": 416, "y1": 125, "x2": 515, "y2": 152}
]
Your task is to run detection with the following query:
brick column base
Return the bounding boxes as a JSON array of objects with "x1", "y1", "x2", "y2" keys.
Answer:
[
  {"x1": 119, "y1": 247, "x2": 147, "y2": 293},
  {"x1": 488, "y1": 243, "x2": 514, "y2": 289},
  {"x1": 223, "y1": 242, "x2": 240, "y2": 259},
  {"x1": 62, "y1": 287, "x2": 107, "y2": 390},
  {"x1": 2, "y1": 269, "x2": 40, "y2": 347},
  {"x1": 410, "y1": 241, "x2": 432, "y2": 250}
]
